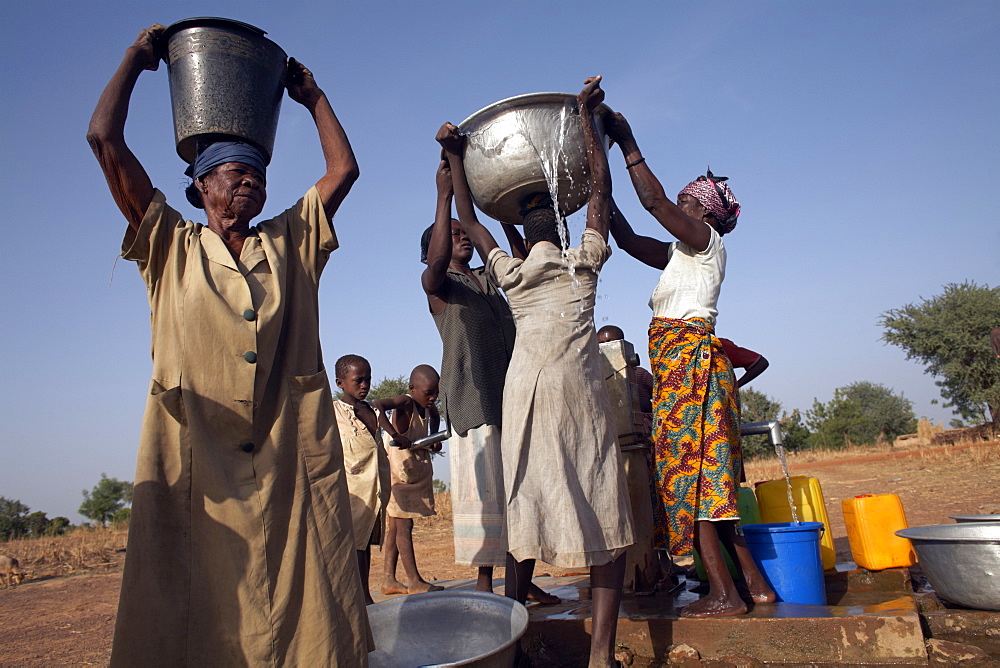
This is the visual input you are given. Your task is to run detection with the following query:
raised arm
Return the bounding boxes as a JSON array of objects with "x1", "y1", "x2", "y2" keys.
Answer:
[
  {"x1": 421, "y1": 160, "x2": 455, "y2": 301},
  {"x1": 500, "y1": 223, "x2": 528, "y2": 260},
  {"x1": 436, "y1": 123, "x2": 500, "y2": 263},
  {"x1": 579, "y1": 76, "x2": 611, "y2": 241},
  {"x1": 87, "y1": 25, "x2": 164, "y2": 231},
  {"x1": 606, "y1": 112, "x2": 710, "y2": 252},
  {"x1": 286, "y1": 59, "x2": 359, "y2": 221},
  {"x1": 608, "y1": 200, "x2": 671, "y2": 269}
]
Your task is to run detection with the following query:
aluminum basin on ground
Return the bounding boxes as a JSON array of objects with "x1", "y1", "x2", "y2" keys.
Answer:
[
  {"x1": 368, "y1": 590, "x2": 528, "y2": 667},
  {"x1": 458, "y1": 92, "x2": 611, "y2": 225},
  {"x1": 896, "y1": 522, "x2": 1000, "y2": 611},
  {"x1": 951, "y1": 514, "x2": 1000, "y2": 523}
]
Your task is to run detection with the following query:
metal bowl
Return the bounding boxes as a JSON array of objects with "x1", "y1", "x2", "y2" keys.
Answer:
[
  {"x1": 458, "y1": 92, "x2": 612, "y2": 225},
  {"x1": 367, "y1": 590, "x2": 528, "y2": 667},
  {"x1": 950, "y1": 514, "x2": 1000, "y2": 523},
  {"x1": 896, "y1": 523, "x2": 1000, "y2": 610}
]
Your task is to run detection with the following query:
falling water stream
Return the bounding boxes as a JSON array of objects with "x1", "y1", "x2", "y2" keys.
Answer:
[{"x1": 773, "y1": 441, "x2": 801, "y2": 525}]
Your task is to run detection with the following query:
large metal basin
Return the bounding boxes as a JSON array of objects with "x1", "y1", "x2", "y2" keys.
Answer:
[
  {"x1": 458, "y1": 93, "x2": 611, "y2": 225},
  {"x1": 161, "y1": 17, "x2": 287, "y2": 163},
  {"x1": 950, "y1": 514, "x2": 1000, "y2": 523},
  {"x1": 368, "y1": 590, "x2": 528, "y2": 667},
  {"x1": 896, "y1": 523, "x2": 1000, "y2": 610}
]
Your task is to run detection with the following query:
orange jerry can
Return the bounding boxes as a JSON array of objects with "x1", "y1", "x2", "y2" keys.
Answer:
[
  {"x1": 841, "y1": 494, "x2": 916, "y2": 570},
  {"x1": 756, "y1": 476, "x2": 836, "y2": 570}
]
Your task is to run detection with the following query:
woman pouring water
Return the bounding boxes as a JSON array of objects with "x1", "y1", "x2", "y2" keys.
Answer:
[
  {"x1": 87, "y1": 24, "x2": 369, "y2": 665},
  {"x1": 604, "y1": 113, "x2": 775, "y2": 618}
]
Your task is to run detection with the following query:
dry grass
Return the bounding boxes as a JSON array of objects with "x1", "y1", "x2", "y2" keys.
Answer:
[
  {"x1": 418, "y1": 491, "x2": 453, "y2": 528},
  {"x1": 744, "y1": 438, "x2": 1000, "y2": 486},
  {"x1": 1, "y1": 526, "x2": 127, "y2": 581}
]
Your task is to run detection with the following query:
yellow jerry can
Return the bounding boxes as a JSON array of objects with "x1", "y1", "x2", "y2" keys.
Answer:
[
  {"x1": 756, "y1": 476, "x2": 836, "y2": 570},
  {"x1": 841, "y1": 494, "x2": 916, "y2": 570}
]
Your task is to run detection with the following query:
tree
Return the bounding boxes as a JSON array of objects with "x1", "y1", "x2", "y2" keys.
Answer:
[
  {"x1": 432, "y1": 479, "x2": 448, "y2": 494},
  {"x1": 779, "y1": 409, "x2": 811, "y2": 452},
  {"x1": 46, "y1": 517, "x2": 71, "y2": 536},
  {"x1": 805, "y1": 381, "x2": 916, "y2": 449},
  {"x1": 79, "y1": 474, "x2": 134, "y2": 526},
  {"x1": 880, "y1": 281, "x2": 1000, "y2": 425},
  {"x1": 367, "y1": 375, "x2": 410, "y2": 402},
  {"x1": 0, "y1": 496, "x2": 30, "y2": 541},
  {"x1": 25, "y1": 511, "x2": 50, "y2": 538},
  {"x1": 739, "y1": 387, "x2": 783, "y2": 460}
]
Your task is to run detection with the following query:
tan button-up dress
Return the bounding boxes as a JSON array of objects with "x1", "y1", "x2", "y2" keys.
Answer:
[
  {"x1": 334, "y1": 399, "x2": 390, "y2": 550},
  {"x1": 486, "y1": 230, "x2": 635, "y2": 568},
  {"x1": 112, "y1": 188, "x2": 370, "y2": 667}
]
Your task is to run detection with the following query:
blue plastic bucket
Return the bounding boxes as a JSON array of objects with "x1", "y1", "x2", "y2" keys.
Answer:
[{"x1": 743, "y1": 522, "x2": 826, "y2": 605}]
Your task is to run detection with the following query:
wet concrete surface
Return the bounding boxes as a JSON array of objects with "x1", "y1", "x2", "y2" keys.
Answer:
[{"x1": 374, "y1": 569, "x2": 933, "y2": 664}]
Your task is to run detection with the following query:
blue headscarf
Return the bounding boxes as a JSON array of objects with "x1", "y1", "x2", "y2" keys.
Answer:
[{"x1": 185, "y1": 141, "x2": 269, "y2": 208}]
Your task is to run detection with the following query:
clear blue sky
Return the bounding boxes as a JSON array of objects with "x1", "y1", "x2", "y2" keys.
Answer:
[{"x1": 2, "y1": 1, "x2": 997, "y2": 522}]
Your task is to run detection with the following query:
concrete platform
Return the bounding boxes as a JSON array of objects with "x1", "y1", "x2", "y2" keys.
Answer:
[{"x1": 373, "y1": 569, "x2": 931, "y2": 665}]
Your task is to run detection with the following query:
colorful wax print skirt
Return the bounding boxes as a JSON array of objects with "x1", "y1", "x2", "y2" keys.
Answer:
[{"x1": 648, "y1": 317, "x2": 742, "y2": 556}]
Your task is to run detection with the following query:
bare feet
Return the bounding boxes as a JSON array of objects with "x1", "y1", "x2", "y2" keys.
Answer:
[
  {"x1": 679, "y1": 591, "x2": 747, "y2": 618},
  {"x1": 526, "y1": 582, "x2": 561, "y2": 605},
  {"x1": 407, "y1": 580, "x2": 444, "y2": 594},
  {"x1": 744, "y1": 572, "x2": 776, "y2": 604},
  {"x1": 381, "y1": 578, "x2": 408, "y2": 595}
]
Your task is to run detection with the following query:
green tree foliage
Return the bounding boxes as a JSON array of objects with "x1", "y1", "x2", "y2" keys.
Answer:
[
  {"x1": 805, "y1": 381, "x2": 917, "y2": 449},
  {"x1": 367, "y1": 375, "x2": 410, "y2": 402},
  {"x1": 79, "y1": 474, "x2": 134, "y2": 526},
  {"x1": 880, "y1": 281, "x2": 1000, "y2": 425},
  {"x1": 740, "y1": 387, "x2": 783, "y2": 459},
  {"x1": 779, "y1": 409, "x2": 811, "y2": 452},
  {"x1": 0, "y1": 496, "x2": 30, "y2": 541},
  {"x1": 25, "y1": 511, "x2": 51, "y2": 538},
  {"x1": 432, "y1": 479, "x2": 448, "y2": 494},
  {"x1": 111, "y1": 507, "x2": 132, "y2": 529},
  {"x1": 47, "y1": 517, "x2": 71, "y2": 536}
]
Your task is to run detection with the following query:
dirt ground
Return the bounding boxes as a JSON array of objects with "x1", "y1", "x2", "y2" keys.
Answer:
[{"x1": 1, "y1": 441, "x2": 997, "y2": 666}]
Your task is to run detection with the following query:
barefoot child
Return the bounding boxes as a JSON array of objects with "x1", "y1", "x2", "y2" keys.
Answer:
[
  {"x1": 334, "y1": 354, "x2": 391, "y2": 605},
  {"x1": 376, "y1": 365, "x2": 444, "y2": 595}
]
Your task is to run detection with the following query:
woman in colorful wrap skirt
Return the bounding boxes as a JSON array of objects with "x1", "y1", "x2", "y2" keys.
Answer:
[{"x1": 605, "y1": 113, "x2": 774, "y2": 617}]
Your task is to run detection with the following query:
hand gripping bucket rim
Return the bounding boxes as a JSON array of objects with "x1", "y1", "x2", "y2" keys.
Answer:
[{"x1": 743, "y1": 521, "x2": 826, "y2": 605}]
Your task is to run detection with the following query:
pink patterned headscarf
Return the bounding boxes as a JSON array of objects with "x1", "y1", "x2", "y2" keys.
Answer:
[{"x1": 678, "y1": 169, "x2": 741, "y2": 234}]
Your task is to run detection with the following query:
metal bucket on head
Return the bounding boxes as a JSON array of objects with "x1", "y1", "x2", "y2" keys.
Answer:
[
  {"x1": 161, "y1": 17, "x2": 287, "y2": 163},
  {"x1": 458, "y1": 92, "x2": 611, "y2": 225}
]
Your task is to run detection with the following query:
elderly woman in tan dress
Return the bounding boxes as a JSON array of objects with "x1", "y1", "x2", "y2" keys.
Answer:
[
  {"x1": 87, "y1": 24, "x2": 368, "y2": 666},
  {"x1": 438, "y1": 77, "x2": 634, "y2": 668}
]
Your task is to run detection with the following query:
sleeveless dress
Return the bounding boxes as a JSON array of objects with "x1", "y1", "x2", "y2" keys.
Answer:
[{"x1": 385, "y1": 397, "x2": 436, "y2": 518}]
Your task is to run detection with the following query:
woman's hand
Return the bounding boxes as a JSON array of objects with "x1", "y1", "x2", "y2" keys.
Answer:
[
  {"x1": 578, "y1": 75, "x2": 605, "y2": 112},
  {"x1": 286, "y1": 58, "x2": 324, "y2": 108},
  {"x1": 605, "y1": 112, "x2": 635, "y2": 148},
  {"x1": 435, "y1": 159, "x2": 454, "y2": 197},
  {"x1": 131, "y1": 24, "x2": 166, "y2": 71},
  {"x1": 435, "y1": 122, "x2": 464, "y2": 155}
]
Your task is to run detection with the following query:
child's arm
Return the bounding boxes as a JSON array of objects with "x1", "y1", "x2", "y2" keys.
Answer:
[
  {"x1": 436, "y1": 123, "x2": 501, "y2": 263},
  {"x1": 374, "y1": 396, "x2": 413, "y2": 449},
  {"x1": 421, "y1": 159, "x2": 455, "y2": 302},
  {"x1": 500, "y1": 223, "x2": 528, "y2": 260},
  {"x1": 428, "y1": 403, "x2": 442, "y2": 452},
  {"x1": 579, "y1": 76, "x2": 611, "y2": 241}
]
